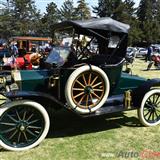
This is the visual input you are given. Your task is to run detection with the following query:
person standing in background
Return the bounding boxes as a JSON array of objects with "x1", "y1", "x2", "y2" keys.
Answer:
[
  {"x1": 11, "y1": 42, "x2": 19, "y2": 57},
  {"x1": 146, "y1": 44, "x2": 153, "y2": 62}
]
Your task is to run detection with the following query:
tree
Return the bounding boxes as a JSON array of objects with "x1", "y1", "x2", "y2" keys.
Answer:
[
  {"x1": 118, "y1": 0, "x2": 136, "y2": 21},
  {"x1": 137, "y1": 0, "x2": 160, "y2": 43},
  {"x1": 58, "y1": 0, "x2": 75, "y2": 21},
  {"x1": 0, "y1": 13, "x2": 13, "y2": 39},
  {"x1": 42, "y1": 2, "x2": 59, "y2": 37},
  {"x1": 137, "y1": 0, "x2": 153, "y2": 22},
  {"x1": 93, "y1": 0, "x2": 124, "y2": 19},
  {"x1": 7, "y1": 0, "x2": 41, "y2": 36},
  {"x1": 0, "y1": 0, "x2": 14, "y2": 39},
  {"x1": 75, "y1": 0, "x2": 91, "y2": 20}
]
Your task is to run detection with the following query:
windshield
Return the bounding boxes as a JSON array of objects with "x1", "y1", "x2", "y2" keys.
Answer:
[
  {"x1": 45, "y1": 28, "x2": 74, "y2": 66},
  {"x1": 45, "y1": 46, "x2": 70, "y2": 66}
]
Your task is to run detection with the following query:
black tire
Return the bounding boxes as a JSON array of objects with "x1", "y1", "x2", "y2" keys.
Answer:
[
  {"x1": 138, "y1": 89, "x2": 160, "y2": 127},
  {"x1": 0, "y1": 100, "x2": 50, "y2": 151}
]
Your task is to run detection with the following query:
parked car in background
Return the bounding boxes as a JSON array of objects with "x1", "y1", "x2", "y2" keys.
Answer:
[
  {"x1": 152, "y1": 44, "x2": 160, "y2": 54},
  {"x1": 125, "y1": 47, "x2": 137, "y2": 63},
  {"x1": 136, "y1": 47, "x2": 148, "y2": 57}
]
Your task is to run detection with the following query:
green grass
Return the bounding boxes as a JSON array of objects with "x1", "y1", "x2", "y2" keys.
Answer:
[
  {"x1": 127, "y1": 57, "x2": 160, "y2": 79},
  {"x1": 0, "y1": 58, "x2": 160, "y2": 160}
]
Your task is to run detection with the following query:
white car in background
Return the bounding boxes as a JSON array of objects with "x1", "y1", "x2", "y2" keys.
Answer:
[{"x1": 136, "y1": 47, "x2": 148, "y2": 57}]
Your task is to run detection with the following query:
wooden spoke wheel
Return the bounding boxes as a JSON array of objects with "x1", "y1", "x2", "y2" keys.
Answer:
[
  {"x1": 65, "y1": 65, "x2": 110, "y2": 114},
  {"x1": 138, "y1": 89, "x2": 160, "y2": 127},
  {"x1": 0, "y1": 100, "x2": 50, "y2": 151}
]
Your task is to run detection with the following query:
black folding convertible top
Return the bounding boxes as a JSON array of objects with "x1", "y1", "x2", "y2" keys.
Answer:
[{"x1": 53, "y1": 17, "x2": 130, "y2": 34}]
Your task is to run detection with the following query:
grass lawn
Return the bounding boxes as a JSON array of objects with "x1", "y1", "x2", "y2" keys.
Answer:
[{"x1": 0, "y1": 58, "x2": 160, "y2": 160}]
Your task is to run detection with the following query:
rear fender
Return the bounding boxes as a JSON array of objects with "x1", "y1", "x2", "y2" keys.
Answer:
[{"x1": 132, "y1": 78, "x2": 160, "y2": 107}]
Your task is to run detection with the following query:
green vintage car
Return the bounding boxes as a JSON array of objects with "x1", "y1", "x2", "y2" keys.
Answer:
[{"x1": 0, "y1": 17, "x2": 160, "y2": 151}]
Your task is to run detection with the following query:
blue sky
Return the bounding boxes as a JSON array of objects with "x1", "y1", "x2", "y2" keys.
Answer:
[
  {"x1": 0, "y1": 0, "x2": 140, "y2": 14},
  {"x1": 36, "y1": 0, "x2": 140, "y2": 14}
]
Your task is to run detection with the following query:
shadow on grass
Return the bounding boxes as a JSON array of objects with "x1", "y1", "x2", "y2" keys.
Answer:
[
  {"x1": 47, "y1": 109, "x2": 142, "y2": 138},
  {"x1": 142, "y1": 68, "x2": 160, "y2": 71},
  {"x1": 0, "y1": 110, "x2": 142, "y2": 152}
]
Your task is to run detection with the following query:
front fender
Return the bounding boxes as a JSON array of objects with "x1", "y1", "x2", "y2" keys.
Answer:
[
  {"x1": 3, "y1": 91, "x2": 64, "y2": 109},
  {"x1": 132, "y1": 78, "x2": 160, "y2": 107}
]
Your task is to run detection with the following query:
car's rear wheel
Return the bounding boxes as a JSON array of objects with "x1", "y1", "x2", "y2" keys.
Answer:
[
  {"x1": 65, "y1": 65, "x2": 110, "y2": 114},
  {"x1": 138, "y1": 89, "x2": 160, "y2": 126},
  {"x1": 0, "y1": 100, "x2": 50, "y2": 151}
]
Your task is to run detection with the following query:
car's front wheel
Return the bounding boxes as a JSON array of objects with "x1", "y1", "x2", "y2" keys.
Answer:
[
  {"x1": 138, "y1": 89, "x2": 160, "y2": 127},
  {"x1": 0, "y1": 100, "x2": 50, "y2": 151}
]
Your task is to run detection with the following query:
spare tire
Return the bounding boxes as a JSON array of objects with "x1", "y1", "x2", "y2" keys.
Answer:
[{"x1": 65, "y1": 65, "x2": 110, "y2": 114}]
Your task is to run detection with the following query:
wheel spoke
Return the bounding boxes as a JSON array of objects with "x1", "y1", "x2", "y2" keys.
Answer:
[
  {"x1": 82, "y1": 74, "x2": 87, "y2": 86},
  {"x1": 144, "y1": 110, "x2": 150, "y2": 117},
  {"x1": 153, "y1": 95, "x2": 156, "y2": 104},
  {"x1": 148, "y1": 112, "x2": 152, "y2": 121},
  {"x1": 92, "y1": 92, "x2": 101, "y2": 100},
  {"x1": 154, "y1": 110, "x2": 159, "y2": 119},
  {"x1": 0, "y1": 122, "x2": 16, "y2": 126},
  {"x1": 156, "y1": 100, "x2": 160, "y2": 106},
  {"x1": 73, "y1": 88, "x2": 84, "y2": 91},
  {"x1": 1, "y1": 127, "x2": 16, "y2": 134},
  {"x1": 147, "y1": 97, "x2": 152, "y2": 104},
  {"x1": 9, "y1": 129, "x2": 18, "y2": 140},
  {"x1": 7, "y1": 114, "x2": 18, "y2": 123},
  {"x1": 90, "y1": 76, "x2": 98, "y2": 86},
  {"x1": 92, "y1": 82, "x2": 102, "y2": 88},
  {"x1": 86, "y1": 95, "x2": 89, "y2": 107},
  {"x1": 152, "y1": 112, "x2": 155, "y2": 121},
  {"x1": 155, "y1": 95, "x2": 160, "y2": 104},
  {"x1": 28, "y1": 119, "x2": 39, "y2": 125},
  {"x1": 156, "y1": 108, "x2": 160, "y2": 113},
  {"x1": 78, "y1": 94, "x2": 86, "y2": 104},
  {"x1": 145, "y1": 103, "x2": 153, "y2": 108},
  {"x1": 27, "y1": 113, "x2": 34, "y2": 121},
  {"x1": 23, "y1": 132, "x2": 28, "y2": 141},
  {"x1": 18, "y1": 132, "x2": 21, "y2": 143},
  {"x1": 26, "y1": 129, "x2": 37, "y2": 137},
  {"x1": 23, "y1": 111, "x2": 27, "y2": 120},
  {"x1": 28, "y1": 125, "x2": 42, "y2": 129},
  {"x1": 76, "y1": 80, "x2": 85, "y2": 88},
  {"x1": 73, "y1": 92, "x2": 84, "y2": 99},
  {"x1": 88, "y1": 73, "x2": 92, "y2": 85},
  {"x1": 15, "y1": 110, "x2": 21, "y2": 121},
  {"x1": 93, "y1": 88, "x2": 103, "y2": 92},
  {"x1": 89, "y1": 93, "x2": 93, "y2": 104}
]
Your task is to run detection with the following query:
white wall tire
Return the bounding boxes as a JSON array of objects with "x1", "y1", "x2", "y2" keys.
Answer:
[
  {"x1": 65, "y1": 65, "x2": 110, "y2": 114},
  {"x1": 138, "y1": 89, "x2": 160, "y2": 127},
  {"x1": 0, "y1": 100, "x2": 50, "y2": 151}
]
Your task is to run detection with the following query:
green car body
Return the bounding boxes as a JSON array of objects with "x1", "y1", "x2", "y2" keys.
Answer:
[{"x1": 0, "y1": 17, "x2": 160, "y2": 151}]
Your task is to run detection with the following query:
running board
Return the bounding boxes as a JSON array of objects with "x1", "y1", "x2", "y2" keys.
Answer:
[
  {"x1": 81, "y1": 94, "x2": 126, "y2": 118},
  {"x1": 82, "y1": 104, "x2": 125, "y2": 118}
]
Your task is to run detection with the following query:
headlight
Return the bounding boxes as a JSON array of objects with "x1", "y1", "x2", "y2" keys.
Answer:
[
  {"x1": 0, "y1": 75, "x2": 12, "y2": 85},
  {"x1": 0, "y1": 76, "x2": 6, "y2": 84},
  {"x1": 6, "y1": 83, "x2": 19, "y2": 92}
]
